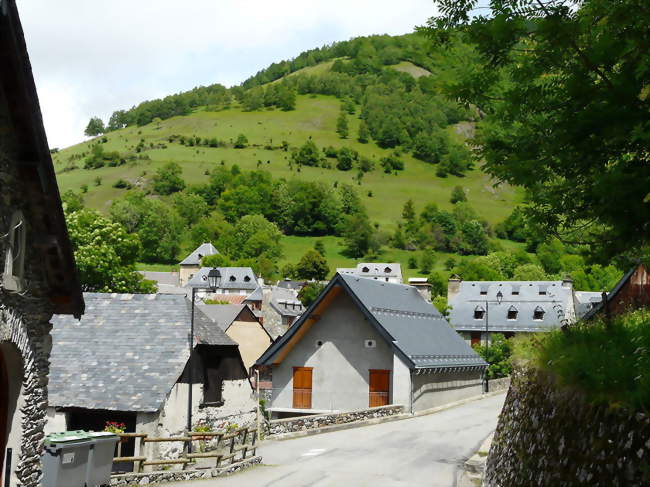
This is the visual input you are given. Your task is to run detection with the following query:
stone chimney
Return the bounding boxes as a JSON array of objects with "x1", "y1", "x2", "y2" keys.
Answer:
[
  {"x1": 562, "y1": 275, "x2": 573, "y2": 289},
  {"x1": 448, "y1": 275, "x2": 462, "y2": 301}
]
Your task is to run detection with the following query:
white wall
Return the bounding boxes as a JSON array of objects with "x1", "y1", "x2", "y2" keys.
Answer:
[
  {"x1": 412, "y1": 370, "x2": 483, "y2": 411},
  {"x1": 392, "y1": 354, "x2": 412, "y2": 411}
]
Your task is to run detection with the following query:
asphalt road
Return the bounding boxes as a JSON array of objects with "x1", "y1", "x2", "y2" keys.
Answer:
[{"x1": 171, "y1": 393, "x2": 506, "y2": 487}]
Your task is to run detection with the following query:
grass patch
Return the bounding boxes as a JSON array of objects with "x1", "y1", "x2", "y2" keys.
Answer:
[{"x1": 512, "y1": 310, "x2": 650, "y2": 411}]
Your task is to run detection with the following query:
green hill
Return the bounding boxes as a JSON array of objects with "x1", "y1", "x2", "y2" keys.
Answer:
[{"x1": 53, "y1": 33, "x2": 523, "y2": 278}]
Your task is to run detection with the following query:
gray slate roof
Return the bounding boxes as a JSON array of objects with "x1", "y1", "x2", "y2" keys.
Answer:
[
  {"x1": 245, "y1": 286, "x2": 263, "y2": 302},
  {"x1": 197, "y1": 304, "x2": 247, "y2": 332},
  {"x1": 448, "y1": 281, "x2": 574, "y2": 333},
  {"x1": 179, "y1": 243, "x2": 219, "y2": 266},
  {"x1": 188, "y1": 267, "x2": 258, "y2": 290},
  {"x1": 574, "y1": 291, "x2": 604, "y2": 320},
  {"x1": 194, "y1": 306, "x2": 237, "y2": 346},
  {"x1": 49, "y1": 293, "x2": 233, "y2": 413},
  {"x1": 258, "y1": 274, "x2": 485, "y2": 369},
  {"x1": 336, "y1": 263, "x2": 403, "y2": 282},
  {"x1": 270, "y1": 287, "x2": 304, "y2": 317}
]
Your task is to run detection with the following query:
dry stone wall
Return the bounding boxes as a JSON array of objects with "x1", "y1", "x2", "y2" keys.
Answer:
[
  {"x1": 268, "y1": 404, "x2": 404, "y2": 436},
  {"x1": 485, "y1": 367, "x2": 650, "y2": 487}
]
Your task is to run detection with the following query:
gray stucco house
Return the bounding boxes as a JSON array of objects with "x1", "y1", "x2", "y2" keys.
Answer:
[
  {"x1": 179, "y1": 243, "x2": 219, "y2": 286},
  {"x1": 1, "y1": 2, "x2": 84, "y2": 485},
  {"x1": 46, "y1": 293, "x2": 256, "y2": 462},
  {"x1": 447, "y1": 277, "x2": 589, "y2": 346},
  {"x1": 257, "y1": 274, "x2": 486, "y2": 418},
  {"x1": 336, "y1": 262, "x2": 403, "y2": 283}
]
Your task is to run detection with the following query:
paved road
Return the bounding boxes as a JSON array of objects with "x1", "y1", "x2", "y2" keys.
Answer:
[{"x1": 173, "y1": 393, "x2": 505, "y2": 487}]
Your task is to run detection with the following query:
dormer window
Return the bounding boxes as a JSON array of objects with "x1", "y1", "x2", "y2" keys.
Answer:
[
  {"x1": 480, "y1": 290, "x2": 487, "y2": 295},
  {"x1": 507, "y1": 306, "x2": 518, "y2": 320},
  {"x1": 229, "y1": 275, "x2": 236, "y2": 282},
  {"x1": 474, "y1": 306, "x2": 485, "y2": 320},
  {"x1": 362, "y1": 267, "x2": 369, "y2": 273},
  {"x1": 533, "y1": 306, "x2": 545, "y2": 321},
  {"x1": 539, "y1": 291, "x2": 547, "y2": 296},
  {"x1": 244, "y1": 276, "x2": 251, "y2": 282},
  {"x1": 384, "y1": 267, "x2": 391, "y2": 273},
  {"x1": 3, "y1": 211, "x2": 26, "y2": 292}
]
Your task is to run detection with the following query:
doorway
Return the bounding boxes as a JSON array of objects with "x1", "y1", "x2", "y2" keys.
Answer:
[
  {"x1": 292, "y1": 367, "x2": 312, "y2": 409},
  {"x1": 1, "y1": 349, "x2": 8, "y2": 486},
  {"x1": 369, "y1": 369, "x2": 390, "y2": 407}
]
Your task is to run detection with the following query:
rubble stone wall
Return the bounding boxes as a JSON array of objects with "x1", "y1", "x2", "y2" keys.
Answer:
[{"x1": 485, "y1": 367, "x2": 650, "y2": 487}]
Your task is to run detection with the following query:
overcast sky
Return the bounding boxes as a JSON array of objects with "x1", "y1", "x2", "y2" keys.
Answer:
[{"x1": 18, "y1": 0, "x2": 438, "y2": 149}]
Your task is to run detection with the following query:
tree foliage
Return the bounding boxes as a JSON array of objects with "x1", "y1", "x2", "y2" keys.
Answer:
[
  {"x1": 295, "y1": 249, "x2": 330, "y2": 281},
  {"x1": 84, "y1": 117, "x2": 105, "y2": 137}
]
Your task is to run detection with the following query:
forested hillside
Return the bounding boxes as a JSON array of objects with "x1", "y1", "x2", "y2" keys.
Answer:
[{"x1": 54, "y1": 32, "x2": 622, "y2": 298}]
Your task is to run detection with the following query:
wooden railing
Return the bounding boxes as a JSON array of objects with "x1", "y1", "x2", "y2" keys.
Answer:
[{"x1": 112, "y1": 427, "x2": 258, "y2": 473}]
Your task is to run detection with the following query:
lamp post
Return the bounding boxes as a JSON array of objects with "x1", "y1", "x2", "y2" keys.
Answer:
[
  {"x1": 484, "y1": 289, "x2": 503, "y2": 393},
  {"x1": 187, "y1": 268, "x2": 221, "y2": 452}
]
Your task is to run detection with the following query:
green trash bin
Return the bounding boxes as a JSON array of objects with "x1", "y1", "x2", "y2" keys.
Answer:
[
  {"x1": 42, "y1": 431, "x2": 92, "y2": 487},
  {"x1": 85, "y1": 432, "x2": 119, "y2": 487}
]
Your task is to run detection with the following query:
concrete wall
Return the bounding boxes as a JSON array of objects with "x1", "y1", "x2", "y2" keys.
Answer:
[
  {"x1": 412, "y1": 370, "x2": 483, "y2": 412},
  {"x1": 392, "y1": 354, "x2": 412, "y2": 411},
  {"x1": 179, "y1": 265, "x2": 198, "y2": 287},
  {"x1": 271, "y1": 292, "x2": 394, "y2": 412},
  {"x1": 226, "y1": 321, "x2": 272, "y2": 371},
  {"x1": 43, "y1": 408, "x2": 66, "y2": 435}
]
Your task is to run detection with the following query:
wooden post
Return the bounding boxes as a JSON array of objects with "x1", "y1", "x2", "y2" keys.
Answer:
[{"x1": 255, "y1": 368, "x2": 261, "y2": 441}]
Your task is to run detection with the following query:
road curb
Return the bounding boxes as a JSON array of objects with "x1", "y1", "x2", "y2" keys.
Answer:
[{"x1": 265, "y1": 391, "x2": 507, "y2": 442}]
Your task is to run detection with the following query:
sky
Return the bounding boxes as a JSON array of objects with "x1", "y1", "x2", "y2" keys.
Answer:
[{"x1": 18, "y1": 0, "x2": 439, "y2": 149}]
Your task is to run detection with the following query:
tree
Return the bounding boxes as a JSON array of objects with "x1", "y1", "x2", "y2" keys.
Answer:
[
  {"x1": 153, "y1": 162, "x2": 185, "y2": 195},
  {"x1": 473, "y1": 333, "x2": 513, "y2": 379},
  {"x1": 402, "y1": 199, "x2": 416, "y2": 223},
  {"x1": 336, "y1": 147, "x2": 357, "y2": 171},
  {"x1": 220, "y1": 214, "x2": 283, "y2": 261},
  {"x1": 412, "y1": 130, "x2": 447, "y2": 164},
  {"x1": 336, "y1": 111, "x2": 349, "y2": 138},
  {"x1": 84, "y1": 117, "x2": 105, "y2": 137},
  {"x1": 408, "y1": 256, "x2": 418, "y2": 269},
  {"x1": 314, "y1": 240, "x2": 326, "y2": 256},
  {"x1": 66, "y1": 209, "x2": 155, "y2": 293},
  {"x1": 234, "y1": 134, "x2": 248, "y2": 148},
  {"x1": 341, "y1": 213, "x2": 379, "y2": 258},
  {"x1": 189, "y1": 213, "x2": 232, "y2": 250},
  {"x1": 61, "y1": 190, "x2": 84, "y2": 214},
  {"x1": 295, "y1": 249, "x2": 330, "y2": 281},
  {"x1": 292, "y1": 140, "x2": 321, "y2": 167},
  {"x1": 428, "y1": 0, "x2": 650, "y2": 259},
  {"x1": 172, "y1": 192, "x2": 208, "y2": 225},
  {"x1": 450, "y1": 186, "x2": 467, "y2": 204},
  {"x1": 357, "y1": 120, "x2": 370, "y2": 143},
  {"x1": 512, "y1": 264, "x2": 548, "y2": 281},
  {"x1": 420, "y1": 252, "x2": 435, "y2": 274},
  {"x1": 298, "y1": 282, "x2": 325, "y2": 308},
  {"x1": 536, "y1": 239, "x2": 566, "y2": 275}
]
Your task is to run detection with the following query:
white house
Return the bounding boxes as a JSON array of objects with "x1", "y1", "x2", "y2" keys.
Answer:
[{"x1": 336, "y1": 263, "x2": 403, "y2": 283}]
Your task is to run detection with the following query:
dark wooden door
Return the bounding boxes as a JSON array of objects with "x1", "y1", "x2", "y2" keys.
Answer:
[
  {"x1": 0, "y1": 349, "x2": 8, "y2": 486},
  {"x1": 292, "y1": 367, "x2": 312, "y2": 409},
  {"x1": 369, "y1": 369, "x2": 390, "y2": 407}
]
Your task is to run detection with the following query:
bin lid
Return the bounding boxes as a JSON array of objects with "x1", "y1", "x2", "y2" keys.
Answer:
[
  {"x1": 87, "y1": 431, "x2": 119, "y2": 439},
  {"x1": 44, "y1": 431, "x2": 91, "y2": 445}
]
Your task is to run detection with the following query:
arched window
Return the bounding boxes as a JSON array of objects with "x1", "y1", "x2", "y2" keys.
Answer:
[
  {"x1": 533, "y1": 306, "x2": 545, "y2": 321},
  {"x1": 507, "y1": 306, "x2": 518, "y2": 320},
  {"x1": 3, "y1": 211, "x2": 26, "y2": 292},
  {"x1": 473, "y1": 306, "x2": 485, "y2": 320}
]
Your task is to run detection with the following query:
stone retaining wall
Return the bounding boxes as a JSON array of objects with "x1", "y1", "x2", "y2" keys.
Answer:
[
  {"x1": 487, "y1": 376, "x2": 510, "y2": 393},
  {"x1": 109, "y1": 455, "x2": 262, "y2": 486},
  {"x1": 268, "y1": 404, "x2": 404, "y2": 436},
  {"x1": 484, "y1": 367, "x2": 650, "y2": 487}
]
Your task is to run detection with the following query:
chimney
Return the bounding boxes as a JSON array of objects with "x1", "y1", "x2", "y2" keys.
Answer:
[
  {"x1": 562, "y1": 275, "x2": 573, "y2": 289},
  {"x1": 448, "y1": 275, "x2": 462, "y2": 301}
]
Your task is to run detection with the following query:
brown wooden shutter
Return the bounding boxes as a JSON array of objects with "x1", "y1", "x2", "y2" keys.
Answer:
[
  {"x1": 292, "y1": 367, "x2": 313, "y2": 409},
  {"x1": 369, "y1": 369, "x2": 390, "y2": 407}
]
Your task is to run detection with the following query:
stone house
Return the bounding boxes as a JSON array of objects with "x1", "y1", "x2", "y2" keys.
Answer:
[
  {"x1": 336, "y1": 262, "x2": 403, "y2": 283},
  {"x1": 447, "y1": 277, "x2": 586, "y2": 346},
  {"x1": 582, "y1": 263, "x2": 650, "y2": 320},
  {"x1": 197, "y1": 304, "x2": 272, "y2": 372},
  {"x1": 261, "y1": 286, "x2": 305, "y2": 337},
  {"x1": 256, "y1": 274, "x2": 486, "y2": 418},
  {"x1": 179, "y1": 243, "x2": 219, "y2": 286},
  {"x1": 1, "y1": 2, "x2": 85, "y2": 485},
  {"x1": 46, "y1": 294, "x2": 256, "y2": 461}
]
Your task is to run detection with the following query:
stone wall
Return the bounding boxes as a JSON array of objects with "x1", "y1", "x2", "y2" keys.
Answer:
[
  {"x1": 486, "y1": 376, "x2": 510, "y2": 393},
  {"x1": 484, "y1": 367, "x2": 650, "y2": 487},
  {"x1": 268, "y1": 404, "x2": 404, "y2": 436}
]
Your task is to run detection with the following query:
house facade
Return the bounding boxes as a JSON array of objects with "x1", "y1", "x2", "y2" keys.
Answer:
[
  {"x1": 197, "y1": 304, "x2": 272, "y2": 371},
  {"x1": 261, "y1": 286, "x2": 305, "y2": 337},
  {"x1": 46, "y1": 293, "x2": 256, "y2": 463},
  {"x1": 448, "y1": 278, "x2": 579, "y2": 345},
  {"x1": 179, "y1": 243, "x2": 219, "y2": 286},
  {"x1": 336, "y1": 263, "x2": 403, "y2": 283},
  {"x1": 257, "y1": 274, "x2": 486, "y2": 418},
  {"x1": 1, "y1": 3, "x2": 84, "y2": 485},
  {"x1": 188, "y1": 266, "x2": 259, "y2": 298},
  {"x1": 583, "y1": 264, "x2": 650, "y2": 320}
]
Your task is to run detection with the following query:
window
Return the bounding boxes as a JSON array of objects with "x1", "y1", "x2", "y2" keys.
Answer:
[
  {"x1": 364, "y1": 340, "x2": 376, "y2": 348},
  {"x1": 474, "y1": 306, "x2": 485, "y2": 320},
  {"x1": 315, "y1": 340, "x2": 323, "y2": 348},
  {"x1": 533, "y1": 306, "x2": 545, "y2": 321},
  {"x1": 512, "y1": 291, "x2": 519, "y2": 295},
  {"x1": 244, "y1": 276, "x2": 251, "y2": 282},
  {"x1": 480, "y1": 290, "x2": 487, "y2": 295},
  {"x1": 202, "y1": 356, "x2": 224, "y2": 405},
  {"x1": 507, "y1": 306, "x2": 518, "y2": 320},
  {"x1": 3, "y1": 211, "x2": 26, "y2": 292},
  {"x1": 362, "y1": 267, "x2": 369, "y2": 273},
  {"x1": 539, "y1": 291, "x2": 547, "y2": 296},
  {"x1": 384, "y1": 267, "x2": 391, "y2": 273},
  {"x1": 470, "y1": 331, "x2": 481, "y2": 346},
  {"x1": 229, "y1": 275, "x2": 236, "y2": 281}
]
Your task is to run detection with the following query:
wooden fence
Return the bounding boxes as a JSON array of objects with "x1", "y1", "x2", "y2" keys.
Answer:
[{"x1": 112, "y1": 426, "x2": 258, "y2": 473}]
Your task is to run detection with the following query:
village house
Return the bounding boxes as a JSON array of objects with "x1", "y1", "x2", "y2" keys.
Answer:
[
  {"x1": 336, "y1": 262, "x2": 403, "y2": 283},
  {"x1": 188, "y1": 266, "x2": 261, "y2": 305},
  {"x1": 261, "y1": 286, "x2": 305, "y2": 337},
  {"x1": 197, "y1": 303, "x2": 272, "y2": 371},
  {"x1": 582, "y1": 263, "x2": 650, "y2": 320},
  {"x1": 46, "y1": 293, "x2": 256, "y2": 463},
  {"x1": 179, "y1": 243, "x2": 219, "y2": 286},
  {"x1": 1, "y1": 2, "x2": 85, "y2": 485},
  {"x1": 256, "y1": 274, "x2": 486, "y2": 418},
  {"x1": 447, "y1": 277, "x2": 601, "y2": 346}
]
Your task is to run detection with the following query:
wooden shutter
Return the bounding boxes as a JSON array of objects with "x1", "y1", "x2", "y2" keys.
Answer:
[
  {"x1": 369, "y1": 369, "x2": 390, "y2": 407},
  {"x1": 471, "y1": 331, "x2": 482, "y2": 347},
  {"x1": 292, "y1": 367, "x2": 312, "y2": 409}
]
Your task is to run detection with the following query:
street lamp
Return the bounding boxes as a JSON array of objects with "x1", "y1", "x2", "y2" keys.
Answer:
[
  {"x1": 187, "y1": 268, "x2": 220, "y2": 452},
  {"x1": 484, "y1": 289, "x2": 503, "y2": 393}
]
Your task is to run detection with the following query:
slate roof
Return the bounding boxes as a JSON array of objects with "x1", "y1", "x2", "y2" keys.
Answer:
[
  {"x1": 581, "y1": 265, "x2": 642, "y2": 321},
  {"x1": 270, "y1": 287, "x2": 304, "y2": 317},
  {"x1": 49, "y1": 293, "x2": 233, "y2": 413},
  {"x1": 179, "y1": 243, "x2": 219, "y2": 266},
  {"x1": 277, "y1": 279, "x2": 306, "y2": 291},
  {"x1": 574, "y1": 291, "x2": 604, "y2": 320},
  {"x1": 140, "y1": 271, "x2": 179, "y2": 287},
  {"x1": 188, "y1": 267, "x2": 258, "y2": 290},
  {"x1": 245, "y1": 286, "x2": 263, "y2": 302},
  {"x1": 197, "y1": 304, "x2": 247, "y2": 332},
  {"x1": 194, "y1": 306, "x2": 237, "y2": 346},
  {"x1": 336, "y1": 263, "x2": 403, "y2": 282},
  {"x1": 258, "y1": 274, "x2": 486, "y2": 369},
  {"x1": 448, "y1": 281, "x2": 574, "y2": 333}
]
